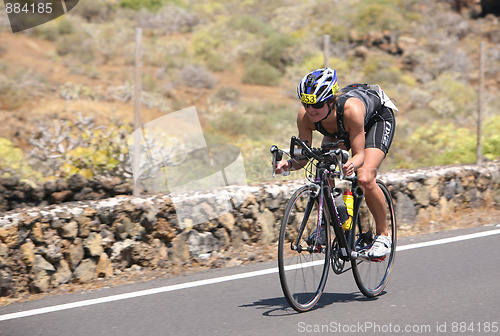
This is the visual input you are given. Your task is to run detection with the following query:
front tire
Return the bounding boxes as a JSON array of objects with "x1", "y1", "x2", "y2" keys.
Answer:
[{"x1": 278, "y1": 185, "x2": 331, "y2": 312}]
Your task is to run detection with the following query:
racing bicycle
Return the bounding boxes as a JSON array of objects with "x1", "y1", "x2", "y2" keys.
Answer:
[{"x1": 271, "y1": 136, "x2": 396, "y2": 313}]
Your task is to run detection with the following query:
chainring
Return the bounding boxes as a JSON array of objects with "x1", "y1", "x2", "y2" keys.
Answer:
[{"x1": 331, "y1": 237, "x2": 345, "y2": 274}]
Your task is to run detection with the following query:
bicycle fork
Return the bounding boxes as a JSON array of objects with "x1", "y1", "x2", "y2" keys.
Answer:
[{"x1": 291, "y1": 185, "x2": 324, "y2": 253}]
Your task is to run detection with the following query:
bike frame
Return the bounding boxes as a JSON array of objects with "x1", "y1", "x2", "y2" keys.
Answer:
[
  {"x1": 288, "y1": 135, "x2": 359, "y2": 261},
  {"x1": 317, "y1": 164, "x2": 359, "y2": 261},
  {"x1": 276, "y1": 136, "x2": 396, "y2": 311}
]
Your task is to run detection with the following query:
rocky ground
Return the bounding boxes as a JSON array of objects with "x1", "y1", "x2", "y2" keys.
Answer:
[{"x1": 1, "y1": 206, "x2": 499, "y2": 307}]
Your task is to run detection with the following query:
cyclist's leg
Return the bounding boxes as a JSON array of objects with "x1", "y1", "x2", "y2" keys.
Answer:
[
  {"x1": 357, "y1": 148, "x2": 387, "y2": 236},
  {"x1": 358, "y1": 109, "x2": 395, "y2": 236}
]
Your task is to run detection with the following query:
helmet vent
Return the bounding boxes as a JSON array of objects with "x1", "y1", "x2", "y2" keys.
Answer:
[{"x1": 305, "y1": 74, "x2": 317, "y2": 87}]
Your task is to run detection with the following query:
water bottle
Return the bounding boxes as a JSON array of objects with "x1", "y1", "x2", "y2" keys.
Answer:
[
  {"x1": 342, "y1": 190, "x2": 353, "y2": 230},
  {"x1": 334, "y1": 191, "x2": 349, "y2": 226}
]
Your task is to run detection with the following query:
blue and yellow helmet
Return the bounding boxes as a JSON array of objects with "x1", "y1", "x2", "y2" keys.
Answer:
[{"x1": 297, "y1": 68, "x2": 339, "y2": 105}]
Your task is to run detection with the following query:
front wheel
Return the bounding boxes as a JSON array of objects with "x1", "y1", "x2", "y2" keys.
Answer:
[
  {"x1": 278, "y1": 185, "x2": 331, "y2": 312},
  {"x1": 350, "y1": 180, "x2": 396, "y2": 297}
]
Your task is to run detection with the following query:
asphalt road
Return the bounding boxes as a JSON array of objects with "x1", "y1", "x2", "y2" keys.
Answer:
[{"x1": 1, "y1": 225, "x2": 500, "y2": 336}]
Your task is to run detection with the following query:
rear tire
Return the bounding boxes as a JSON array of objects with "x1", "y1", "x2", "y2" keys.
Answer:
[{"x1": 351, "y1": 180, "x2": 396, "y2": 297}]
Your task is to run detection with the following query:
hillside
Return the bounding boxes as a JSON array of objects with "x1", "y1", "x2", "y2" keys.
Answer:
[{"x1": 0, "y1": 0, "x2": 499, "y2": 184}]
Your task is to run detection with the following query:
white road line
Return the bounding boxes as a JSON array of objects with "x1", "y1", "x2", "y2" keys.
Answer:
[
  {"x1": 1, "y1": 228, "x2": 499, "y2": 322},
  {"x1": 396, "y1": 228, "x2": 500, "y2": 251}
]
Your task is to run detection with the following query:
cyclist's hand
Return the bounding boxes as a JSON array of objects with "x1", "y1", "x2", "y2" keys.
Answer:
[
  {"x1": 342, "y1": 160, "x2": 355, "y2": 176},
  {"x1": 275, "y1": 159, "x2": 291, "y2": 175}
]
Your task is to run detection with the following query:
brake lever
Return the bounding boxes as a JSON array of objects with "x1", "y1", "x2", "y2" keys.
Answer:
[
  {"x1": 270, "y1": 145, "x2": 289, "y2": 177},
  {"x1": 337, "y1": 149, "x2": 352, "y2": 180},
  {"x1": 336, "y1": 151, "x2": 345, "y2": 180},
  {"x1": 329, "y1": 148, "x2": 345, "y2": 181},
  {"x1": 270, "y1": 145, "x2": 279, "y2": 177}
]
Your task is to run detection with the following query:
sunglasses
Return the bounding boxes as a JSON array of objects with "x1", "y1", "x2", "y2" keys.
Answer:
[{"x1": 302, "y1": 101, "x2": 326, "y2": 109}]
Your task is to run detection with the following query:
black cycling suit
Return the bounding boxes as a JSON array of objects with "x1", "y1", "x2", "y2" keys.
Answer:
[{"x1": 315, "y1": 84, "x2": 396, "y2": 155}]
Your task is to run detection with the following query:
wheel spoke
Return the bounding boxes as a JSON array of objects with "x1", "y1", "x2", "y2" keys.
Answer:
[
  {"x1": 351, "y1": 180, "x2": 396, "y2": 297},
  {"x1": 278, "y1": 186, "x2": 331, "y2": 312}
]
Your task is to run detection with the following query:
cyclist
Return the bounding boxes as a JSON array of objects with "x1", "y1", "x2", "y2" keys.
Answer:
[{"x1": 275, "y1": 68, "x2": 396, "y2": 258}]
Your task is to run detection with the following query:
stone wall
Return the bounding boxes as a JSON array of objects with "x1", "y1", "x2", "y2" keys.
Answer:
[
  {"x1": 0, "y1": 162, "x2": 499, "y2": 296},
  {"x1": 0, "y1": 175, "x2": 133, "y2": 213}
]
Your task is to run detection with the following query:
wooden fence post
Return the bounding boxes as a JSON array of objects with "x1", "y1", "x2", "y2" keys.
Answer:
[
  {"x1": 133, "y1": 28, "x2": 143, "y2": 195},
  {"x1": 323, "y1": 34, "x2": 330, "y2": 68},
  {"x1": 477, "y1": 41, "x2": 484, "y2": 165}
]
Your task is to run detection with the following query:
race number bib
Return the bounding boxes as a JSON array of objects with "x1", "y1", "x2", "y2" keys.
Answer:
[{"x1": 300, "y1": 93, "x2": 317, "y2": 104}]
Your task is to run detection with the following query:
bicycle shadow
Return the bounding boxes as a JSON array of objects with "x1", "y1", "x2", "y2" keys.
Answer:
[{"x1": 239, "y1": 291, "x2": 382, "y2": 316}]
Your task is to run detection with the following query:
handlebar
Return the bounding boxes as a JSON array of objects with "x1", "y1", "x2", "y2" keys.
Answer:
[
  {"x1": 270, "y1": 136, "x2": 350, "y2": 178},
  {"x1": 290, "y1": 136, "x2": 349, "y2": 164}
]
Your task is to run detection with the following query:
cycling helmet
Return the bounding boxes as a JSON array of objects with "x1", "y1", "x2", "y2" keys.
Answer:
[{"x1": 297, "y1": 68, "x2": 339, "y2": 105}]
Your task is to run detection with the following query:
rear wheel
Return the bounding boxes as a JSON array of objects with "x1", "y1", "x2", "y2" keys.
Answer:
[
  {"x1": 351, "y1": 180, "x2": 396, "y2": 297},
  {"x1": 278, "y1": 185, "x2": 331, "y2": 312}
]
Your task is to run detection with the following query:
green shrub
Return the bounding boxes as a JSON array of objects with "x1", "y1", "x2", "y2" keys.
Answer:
[
  {"x1": 61, "y1": 125, "x2": 130, "y2": 178},
  {"x1": 28, "y1": 117, "x2": 133, "y2": 179},
  {"x1": 209, "y1": 102, "x2": 295, "y2": 140},
  {"x1": 242, "y1": 62, "x2": 281, "y2": 86},
  {"x1": 351, "y1": 0, "x2": 406, "y2": 35},
  {"x1": 213, "y1": 86, "x2": 241, "y2": 104},
  {"x1": 301, "y1": 53, "x2": 328, "y2": 72},
  {"x1": 55, "y1": 33, "x2": 97, "y2": 64},
  {"x1": 206, "y1": 102, "x2": 297, "y2": 183},
  {"x1": 31, "y1": 15, "x2": 80, "y2": 41},
  {"x1": 119, "y1": 0, "x2": 186, "y2": 12},
  {"x1": 362, "y1": 54, "x2": 393, "y2": 76},
  {"x1": 401, "y1": 122, "x2": 476, "y2": 167},
  {"x1": 190, "y1": 25, "x2": 223, "y2": 57},
  {"x1": 320, "y1": 23, "x2": 350, "y2": 43},
  {"x1": 258, "y1": 32, "x2": 297, "y2": 72},
  {"x1": 243, "y1": 102, "x2": 295, "y2": 134},
  {"x1": 0, "y1": 138, "x2": 37, "y2": 179},
  {"x1": 32, "y1": 22, "x2": 60, "y2": 41},
  {"x1": 483, "y1": 115, "x2": 500, "y2": 161},
  {"x1": 137, "y1": 5, "x2": 199, "y2": 35},
  {"x1": 75, "y1": 0, "x2": 115, "y2": 22},
  {"x1": 177, "y1": 64, "x2": 217, "y2": 89},
  {"x1": 0, "y1": 77, "x2": 22, "y2": 110},
  {"x1": 427, "y1": 74, "x2": 476, "y2": 121},
  {"x1": 210, "y1": 110, "x2": 249, "y2": 139},
  {"x1": 361, "y1": 54, "x2": 416, "y2": 88},
  {"x1": 227, "y1": 15, "x2": 273, "y2": 36},
  {"x1": 283, "y1": 55, "x2": 351, "y2": 96},
  {"x1": 205, "y1": 53, "x2": 233, "y2": 72},
  {"x1": 0, "y1": 72, "x2": 39, "y2": 110},
  {"x1": 58, "y1": 18, "x2": 75, "y2": 35},
  {"x1": 189, "y1": 22, "x2": 239, "y2": 70},
  {"x1": 0, "y1": 138, "x2": 24, "y2": 176},
  {"x1": 392, "y1": 115, "x2": 500, "y2": 168}
]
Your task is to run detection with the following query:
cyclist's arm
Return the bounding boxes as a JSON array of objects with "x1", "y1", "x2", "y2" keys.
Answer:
[
  {"x1": 293, "y1": 108, "x2": 314, "y2": 170},
  {"x1": 342, "y1": 99, "x2": 366, "y2": 173},
  {"x1": 275, "y1": 107, "x2": 312, "y2": 173}
]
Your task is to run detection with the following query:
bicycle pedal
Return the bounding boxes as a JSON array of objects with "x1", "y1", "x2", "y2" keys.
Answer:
[
  {"x1": 370, "y1": 256, "x2": 387, "y2": 262},
  {"x1": 308, "y1": 245, "x2": 323, "y2": 253}
]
